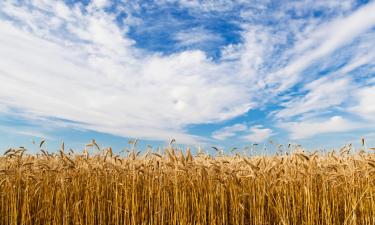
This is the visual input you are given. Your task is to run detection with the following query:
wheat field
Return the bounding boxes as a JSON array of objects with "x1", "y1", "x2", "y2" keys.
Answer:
[{"x1": 0, "y1": 141, "x2": 374, "y2": 225}]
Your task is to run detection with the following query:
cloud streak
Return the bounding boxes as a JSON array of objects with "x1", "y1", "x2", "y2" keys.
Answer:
[
  {"x1": 278, "y1": 116, "x2": 360, "y2": 140},
  {"x1": 212, "y1": 124, "x2": 273, "y2": 143},
  {"x1": 268, "y1": 1, "x2": 375, "y2": 93}
]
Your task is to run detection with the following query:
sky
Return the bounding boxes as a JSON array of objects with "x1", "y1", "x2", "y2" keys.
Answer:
[{"x1": 0, "y1": 0, "x2": 375, "y2": 153}]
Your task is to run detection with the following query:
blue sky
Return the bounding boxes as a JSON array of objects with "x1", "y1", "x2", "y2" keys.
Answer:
[{"x1": 0, "y1": 0, "x2": 375, "y2": 153}]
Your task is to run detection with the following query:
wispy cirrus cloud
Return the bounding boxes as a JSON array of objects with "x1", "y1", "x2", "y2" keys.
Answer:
[
  {"x1": 278, "y1": 116, "x2": 360, "y2": 140},
  {"x1": 266, "y1": 0, "x2": 375, "y2": 93},
  {"x1": 267, "y1": 1, "x2": 375, "y2": 140},
  {"x1": 274, "y1": 76, "x2": 354, "y2": 120},
  {"x1": 174, "y1": 27, "x2": 223, "y2": 48}
]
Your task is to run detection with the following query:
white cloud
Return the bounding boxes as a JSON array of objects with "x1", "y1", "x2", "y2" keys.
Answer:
[
  {"x1": 339, "y1": 52, "x2": 375, "y2": 75},
  {"x1": 0, "y1": 105, "x2": 8, "y2": 113},
  {"x1": 212, "y1": 123, "x2": 247, "y2": 140},
  {"x1": 274, "y1": 77, "x2": 354, "y2": 119},
  {"x1": 220, "y1": 26, "x2": 289, "y2": 101},
  {"x1": 165, "y1": 0, "x2": 241, "y2": 12},
  {"x1": 53, "y1": 1, "x2": 72, "y2": 19},
  {"x1": 279, "y1": 116, "x2": 360, "y2": 140},
  {"x1": 241, "y1": 125, "x2": 273, "y2": 143},
  {"x1": 368, "y1": 77, "x2": 375, "y2": 85},
  {"x1": 350, "y1": 86, "x2": 375, "y2": 121},
  {"x1": 212, "y1": 123, "x2": 273, "y2": 143},
  {"x1": 90, "y1": 0, "x2": 111, "y2": 9},
  {"x1": 174, "y1": 27, "x2": 222, "y2": 47},
  {"x1": 268, "y1": 1, "x2": 375, "y2": 92},
  {"x1": 0, "y1": 1, "x2": 253, "y2": 144}
]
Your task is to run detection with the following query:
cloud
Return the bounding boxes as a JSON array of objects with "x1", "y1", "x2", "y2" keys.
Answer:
[
  {"x1": 212, "y1": 123, "x2": 273, "y2": 143},
  {"x1": 90, "y1": 0, "x2": 111, "y2": 9},
  {"x1": 164, "y1": 0, "x2": 242, "y2": 13},
  {"x1": 274, "y1": 77, "x2": 354, "y2": 119},
  {"x1": 174, "y1": 27, "x2": 222, "y2": 48},
  {"x1": 349, "y1": 86, "x2": 375, "y2": 121},
  {"x1": 0, "y1": 105, "x2": 8, "y2": 113},
  {"x1": 368, "y1": 77, "x2": 375, "y2": 85},
  {"x1": 261, "y1": 2, "x2": 375, "y2": 139},
  {"x1": 215, "y1": 1, "x2": 375, "y2": 110},
  {"x1": 339, "y1": 52, "x2": 375, "y2": 75},
  {"x1": 0, "y1": 1, "x2": 253, "y2": 144},
  {"x1": 212, "y1": 123, "x2": 247, "y2": 140},
  {"x1": 241, "y1": 125, "x2": 273, "y2": 143},
  {"x1": 278, "y1": 116, "x2": 360, "y2": 140},
  {"x1": 267, "y1": 1, "x2": 375, "y2": 93}
]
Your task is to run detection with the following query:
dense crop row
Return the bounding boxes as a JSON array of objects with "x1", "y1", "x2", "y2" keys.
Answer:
[{"x1": 0, "y1": 144, "x2": 374, "y2": 225}]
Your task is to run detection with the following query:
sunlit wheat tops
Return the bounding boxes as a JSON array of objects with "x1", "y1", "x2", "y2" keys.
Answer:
[{"x1": 0, "y1": 140, "x2": 374, "y2": 225}]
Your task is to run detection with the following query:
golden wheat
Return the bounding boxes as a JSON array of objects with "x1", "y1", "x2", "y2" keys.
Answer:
[{"x1": 0, "y1": 144, "x2": 374, "y2": 225}]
